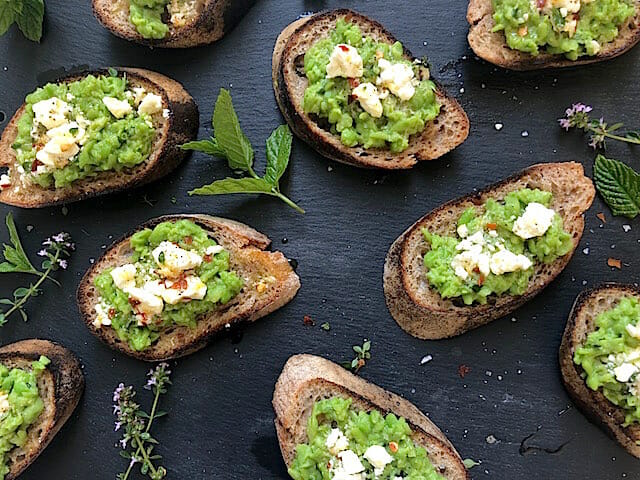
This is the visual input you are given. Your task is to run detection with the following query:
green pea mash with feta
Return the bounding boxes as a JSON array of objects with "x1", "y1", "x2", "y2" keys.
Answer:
[
  {"x1": 288, "y1": 397, "x2": 445, "y2": 480},
  {"x1": 9, "y1": 71, "x2": 164, "y2": 190},
  {"x1": 0, "y1": 356, "x2": 50, "y2": 480},
  {"x1": 94, "y1": 220, "x2": 244, "y2": 352},
  {"x1": 303, "y1": 19, "x2": 441, "y2": 153},
  {"x1": 423, "y1": 188, "x2": 573, "y2": 305},
  {"x1": 574, "y1": 297, "x2": 640, "y2": 425},
  {"x1": 492, "y1": 0, "x2": 636, "y2": 60},
  {"x1": 128, "y1": 0, "x2": 195, "y2": 39}
]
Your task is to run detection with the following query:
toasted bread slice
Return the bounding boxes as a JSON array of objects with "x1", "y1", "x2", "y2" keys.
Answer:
[
  {"x1": 384, "y1": 162, "x2": 595, "y2": 339},
  {"x1": 273, "y1": 354, "x2": 470, "y2": 479},
  {"x1": 93, "y1": 0, "x2": 256, "y2": 48},
  {"x1": 560, "y1": 283, "x2": 640, "y2": 458},
  {"x1": 0, "y1": 68, "x2": 198, "y2": 208},
  {"x1": 467, "y1": 0, "x2": 640, "y2": 70},
  {"x1": 272, "y1": 9, "x2": 470, "y2": 170},
  {"x1": 77, "y1": 214, "x2": 301, "y2": 361},
  {"x1": 0, "y1": 339, "x2": 84, "y2": 480}
]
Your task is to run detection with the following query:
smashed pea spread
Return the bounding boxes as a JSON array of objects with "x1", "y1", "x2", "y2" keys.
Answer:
[
  {"x1": 303, "y1": 19, "x2": 441, "y2": 153},
  {"x1": 423, "y1": 188, "x2": 573, "y2": 305},
  {"x1": 7, "y1": 71, "x2": 166, "y2": 192},
  {"x1": 128, "y1": 0, "x2": 198, "y2": 39},
  {"x1": 492, "y1": 0, "x2": 636, "y2": 59},
  {"x1": 94, "y1": 220, "x2": 244, "y2": 352},
  {"x1": 289, "y1": 397, "x2": 445, "y2": 480},
  {"x1": 0, "y1": 356, "x2": 50, "y2": 480},
  {"x1": 575, "y1": 296, "x2": 640, "y2": 425}
]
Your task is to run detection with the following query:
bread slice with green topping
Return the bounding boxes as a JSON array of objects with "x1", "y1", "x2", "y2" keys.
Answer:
[
  {"x1": 560, "y1": 284, "x2": 640, "y2": 458},
  {"x1": 92, "y1": 0, "x2": 257, "y2": 48},
  {"x1": 273, "y1": 354, "x2": 470, "y2": 479},
  {"x1": 383, "y1": 162, "x2": 595, "y2": 339},
  {"x1": 77, "y1": 214, "x2": 300, "y2": 361},
  {"x1": 467, "y1": 0, "x2": 640, "y2": 70},
  {"x1": 0, "y1": 68, "x2": 198, "y2": 208},
  {"x1": 0, "y1": 339, "x2": 84, "y2": 480},
  {"x1": 272, "y1": 9, "x2": 469, "y2": 170}
]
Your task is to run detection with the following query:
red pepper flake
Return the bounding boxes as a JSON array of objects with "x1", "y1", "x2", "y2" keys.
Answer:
[
  {"x1": 608, "y1": 258, "x2": 622, "y2": 269},
  {"x1": 128, "y1": 298, "x2": 141, "y2": 308},
  {"x1": 389, "y1": 442, "x2": 399, "y2": 453},
  {"x1": 184, "y1": 236, "x2": 193, "y2": 245},
  {"x1": 486, "y1": 223, "x2": 497, "y2": 230},
  {"x1": 536, "y1": 0, "x2": 546, "y2": 8},
  {"x1": 478, "y1": 275, "x2": 485, "y2": 286},
  {"x1": 348, "y1": 94, "x2": 357, "y2": 104},
  {"x1": 203, "y1": 254, "x2": 212, "y2": 263},
  {"x1": 31, "y1": 159, "x2": 43, "y2": 172},
  {"x1": 458, "y1": 364, "x2": 471, "y2": 379},
  {"x1": 171, "y1": 277, "x2": 188, "y2": 290},
  {"x1": 108, "y1": 308, "x2": 116, "y2": 319},
  {"x1": 596, "y1": 212, "x2": 606, "y2": 224},
  {"x1": 339, "y1": 44, "x2": 349, "y2": 52},
  {"x1": 303, "y1": 315, "x2": 315, "y2": 326},
  {"x1": 348, "y1": 78, "x2": 360, "y2": 89}
]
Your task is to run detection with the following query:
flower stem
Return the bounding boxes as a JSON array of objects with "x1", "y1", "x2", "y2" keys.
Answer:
[
  {"x1": 272, "y1": 191, "x2": 305, "y2": 213},
  {"x1": 603, "y1": 131, "x2": 640, "y2": 145},
  {"x1": 134, "y1": 435, "x2": 158, "y2": 476}
]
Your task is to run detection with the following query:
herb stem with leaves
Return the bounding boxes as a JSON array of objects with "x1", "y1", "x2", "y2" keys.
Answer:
[
  {"x1": 342, "y1": 340, "x2": 372, "y2": 374},
  {"x1": 181, "y1": 89, "x2": 304, "y2": 213},
  {"x1": 559, "y1": 103, "x2": 640, "y2": 149}
]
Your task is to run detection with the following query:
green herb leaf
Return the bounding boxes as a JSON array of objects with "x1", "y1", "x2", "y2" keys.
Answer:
[
  {"x1": 463, "y1": 458, "x2": 480, "y2": 469},
  {"x1": 212, "y1": 89, "x2": 254, "y2": 172},
  {"x1": 189, "y1": 177, "x2": 273, "y2": 196},
  {"x1": 15, "y1": 0, "x2": 43, "y2": 42},
  {"x1": 180, "y1": 138, "x2": 226, "y2": 157},
  {"x1": 0, "y1": 213, "x2": 38, "y2": 274},
  {"x1": 593, "y1": 155, "x2": 640, "y2": 218},
  {"x1": 320, "y1": 322, "x2": 331, "y2": 331},
  {"x1": 0, "y1": 0, "x2": 16, "y2": 36},
  {"x1": 264, "y1": 125, "x2": 293, "y2": 186}
]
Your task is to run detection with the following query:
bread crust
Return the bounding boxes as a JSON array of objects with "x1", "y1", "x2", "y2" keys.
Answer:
[
  {"x1": 77, "y1": 214, "x2": 301, "y2": 361},
  {"x1": 92, "y1": 0, "x2": 257, "y2": 48},
  {"x1": 0, "y1": 339, "x2": 84, "y2": 480},
  {"x1": 384, "y1": 162, "x2": 595, "y2": 339},
  {"x1": 0, "y1": 67, "x2": 198, "y2": 208},
  {"x1": 273, "y1": 9, "x2": 470, "y2": 170},
  {"x1": 272, "y1": 354, "x2": 470, "y2": 479},
  {"x1": 467, "y1": 0, "x2": 640, "y2": 70},
  {"x1": 560, "y1": 283, "x2": 640, "y2": 458}
]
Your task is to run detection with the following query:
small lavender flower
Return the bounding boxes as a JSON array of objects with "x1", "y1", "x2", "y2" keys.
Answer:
[
  {"x1": 37, "y1": 249, "x2": 48, "y2": 257},
  {"x1": 58, "y1": 259, "x2": 68, "y2": 270},
  {"x1": 559, "y1": 103, "x2": 640, "y2": 149}
]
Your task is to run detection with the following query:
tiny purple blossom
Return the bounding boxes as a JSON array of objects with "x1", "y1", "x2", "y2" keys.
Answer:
[
  {"x1": 52, "y1": 233, "x2": 66, "y2": 242},
  {"x1": 558, "y1": 118, "x2": 571, "y2": 131},
  {"x1": 37, "y1": 249, "x2": 48, "y2": 257},
  {"x1": 58, "y1": 259, "x2": 68, "y2": 270}
]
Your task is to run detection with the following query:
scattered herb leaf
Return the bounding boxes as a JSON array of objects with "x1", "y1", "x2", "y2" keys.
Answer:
[
  {"x1": 342, "y1": 340, "x2": 371, "y2": 374},
  {"x1": 0, "y1": 0, "x2": 44, "y2": 41},
  {"x1": 320, "y1": 322, "x2": 331, "y2": 331},
  {"x1": 593, "y1": 155, "x2": 640, "y2": 219},
  {"x1": 463, "y1": 458, "x2": 481, "y2": 469}
]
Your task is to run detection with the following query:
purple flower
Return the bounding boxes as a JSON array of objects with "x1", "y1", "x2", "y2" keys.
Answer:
[
  {"x1": 114, "y1": 421, "x2": 123, "y2": 432},
  {"x1": 58, "y1": 259, "x2": 68, "y2": 270},
  {"x1": 52, "y1": 233, "x2": 66, "y2": 243},
  {"x1": 37, "y1": 249, "x2": 48, "y2": 257},
  {"x1": 119, "y1": 437, "x2": 128, "y2": 448},
  {"x1": 558, "y1": 118, "x2": 571, "y2": 131},
  {"x1": 113, "y1": 383, "x2": 125, "y2": 402}
]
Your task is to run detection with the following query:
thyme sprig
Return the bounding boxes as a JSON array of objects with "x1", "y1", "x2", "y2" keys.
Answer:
[{"x1": 342, "y1": 339, "x2": 372, "y2": 374}]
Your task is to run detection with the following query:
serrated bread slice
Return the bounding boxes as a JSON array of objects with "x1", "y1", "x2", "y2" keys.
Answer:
[
  {"x1": 0, "y1": 339, "x2": 84, "y2": 480},
  {"x1": 560, "y1": 283, "x2": 640, "y2": 458},
  {"x1": 0, "y1": 68, "x2": 198, "y2": 208},
  {"x1": 77, "y1": 214, "x2": 301, "y2": 361},
  {"x1": 93, "y1": 0, "x2": 257, "y2": 48},
  {"x1": 467, "y1": 0, "x2": 640, "y2": 70},
  {"x1": 273, "y1": 354, "x2": 470, "y2": 479},
  {"x1": 384, "y1": 162, "x2": 595, "y2": 339},
  {"x1": 273, "y1": 9, "x2": 470, "y2": 170}
]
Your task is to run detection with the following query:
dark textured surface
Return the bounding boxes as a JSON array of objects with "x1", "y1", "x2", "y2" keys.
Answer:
[{"x1": 0, "y1": 1, "x2": 638, "y2": 478}]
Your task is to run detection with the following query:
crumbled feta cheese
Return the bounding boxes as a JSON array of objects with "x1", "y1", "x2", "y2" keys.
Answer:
[
  {"x1": 0, "y1": 174, "x2": 10, "y2": 190},
  {"x1": 590, "y1": 40, "x2": 601, "y2": 54},
  {"x1": 489, "y1": 249, "x2": 532, "y2": 275},
  {"x1": 326, "y1": 44, "x2": 364, "y2": 79},
  {"x1": 352, "y1": 83, "x2": 383, "y2": 118},
  {"x1": 451, "y1": 231, "x2": 491, "y2": 280},
  {"x1": 36, "y1": 134, "x2": 80, "y2": 168},
  {"x1": 138, "y1": 93, "x2": 163, "y2": 115},
  {"x1": 93, "y1": 301, "x2": 112, "y2": 328},
  {"x1": 110, "y1": 264, "x2": 138, "y2": 291},
  {"x1": 152, "y1": 241, "x2": 203, "y2": 278},
  {"x1": 337, "y1": 450, "x2": 365, "y2": 475},
  {"x1": 363, "y1": 445, "x2": 393, "y2": 476},
  {"x1": 127, "y1": 287, "x2": 164, "y2": 322},
  {"x1": 457, "y1": 224, "x2": 469, "y2": 238},
  {"x1": 326, "y1": 428, "x2": 349, "y2": 455},
  {"x1": 162, "y1": 108, "x2": 170, "y2": 119},
  {"x1": 103, "y1": 97, "x2": 133, "y2": 119},
  {"x1": 626, "y1": 323, "x2": 640, "y2": 340},
  {"x1": 0, "y1": 392, "x2": 9, "y2": 417},
  {"x1": 614, "y1": 363, "x2": 638, "y2": 383},
  {"x1": 32, "y1": 97, "x2": 71, "y2": 129},
  {"x1": 377, "y1": 59, "x2": 416, "y2": 101},
  {"x1": 143, "y1": 276, "x2": 207, "y2": 305},
  {"x1": 169, "y1": 0, "x2": 197, "y2": 27},
  {"x1": 205, "y1": 245, "x2": 225, "y2": 256},
  {"x1": 132, "y1": 87, "x2": 147, "y2": 106},
  {"x1": 512, "y1": 202, "x2": 555, "y2": 239}
]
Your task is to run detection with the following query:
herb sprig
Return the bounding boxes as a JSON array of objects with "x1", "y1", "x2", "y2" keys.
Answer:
[
  {"x1": 342, "y1": 339, "x2": 372, "y2": 374},
  {"x1": 115, "y1": 363, "x2": 172, "y2": 480},
  {"x1": 559, "y1": 103, "x2": 640, "y2": 149},
  {"x1": 182, "y1": 89, "x2": 304, "y2": 213},
  {"x1": 0, "y1": 213, "x2": 73, "y2": 326},
  {"x1": 0, "y1": 0, "x2": 45, "y2": 42},
  {"x1": 593, "y1": 155, "x2": 640, "y2": 219}
]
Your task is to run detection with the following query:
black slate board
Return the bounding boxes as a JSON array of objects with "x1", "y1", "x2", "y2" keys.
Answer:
[{"x1": 0, "y1": 1, "x2": 639, "y2": 478}]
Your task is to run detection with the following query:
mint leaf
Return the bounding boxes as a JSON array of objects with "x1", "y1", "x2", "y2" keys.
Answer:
[
  {"x1": 0, "y1": 213, "x2": 38, "y2": 273},
  {"x1": 15, "y1": 0, "x2": 43, "y2": 41},
  {"x1": 264, "y1": 125, "x2": 292, "y2": 186},
  {"x1": 593, "y1": 155, "x2": 640, "y2": 219},
  {"x1": 189, "y1": 177, "x2": 273, "y2": 196},
  {"x1": 0, "y1": 0, "x2": 16, "y2": 36},
  {"x1": 180, "y1": 138, "x2": 226, "y2": 157},
  {"x1": 212, "y1": 89, "x2": 254, "y2": 172}
]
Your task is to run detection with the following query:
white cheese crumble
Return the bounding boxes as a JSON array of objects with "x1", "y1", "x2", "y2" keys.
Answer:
[
  {"x1": 102, "y1": 97, "x2": 133, "y2": 119},
  {"x1": 0, "y1": 174, "x2": 10, "y2": 191},
  {"x1": 0, "y1": 392, "x2": 9, "y2": 417},
  {"x1": 512, "y1": 202, "x2": 555, "y2": 239},
  {"x1": 93, "y1": 300, "x2": 112, "y2": 328},
  {"x1": 110, "y1": 264, "x2": 138, "y2": 291},
  {"x1": 143, "y1": 276, "x2": 207, "y2": 305},
  {"x1": 32, "y1": 97, "x2": 71, "y2": 129},
  {"x1": 377, "y1": 59, "x2": 416, "y2": 102},
  {"x1": 489, "y1": 249, "x2": 533, "y2": 275},
  {"x1": 326, "y1": 44, "x2": 364, "y2": 79},
  {"x1": 352, "y1": 83, "x2": 383, "y2": 118},
  {"x1": 451, "y1": 231, "x2": 490, "y2": 280},
  {"x1": 138, "y1": 93, "x2": 163, "y2": 115},
  {"x1": 336, "y1": 450, "x2": 365, "y2": 476},
  {"x1": 363, "y1": 445, "x2": 393, "y2": 477},
  {"x1": 325, "y1": 428, "x2": 349, "y2": 456},
  {"x1": 205, "y1": 245, "x2": 225, "y2": 256},
  {"x1": 152, "y1": 241, "x2": 203, "y2": 278}
]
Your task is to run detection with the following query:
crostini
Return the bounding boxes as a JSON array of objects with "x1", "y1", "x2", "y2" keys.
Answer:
[
  {"x1": 273, "y1": 354, "x2": 470, "y2": 479},
  {"x1": 384, "y1": 162, "x2": 595, "y2": 339},
  {"x1": 273, "y1": 9, "x2": 469, "y2": 169},
  {"x1": 467, "y1": 0, "x2": 640, "y2": 70},
  {"x1": 0, "y1": 68, "x2": 198, "y2": 208},
  {"x1": 93, "y1": 0, "x2": 257, "y2": 48},
  {"x1": 77, "y1": 214, "x2": 300, "y2": 361},
  {"x1": 560, "y1": 284, "x2": 640, "y2": 458},
  {"x1": 0, "y1": 340, "x2": 84, "y2": 480}
]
